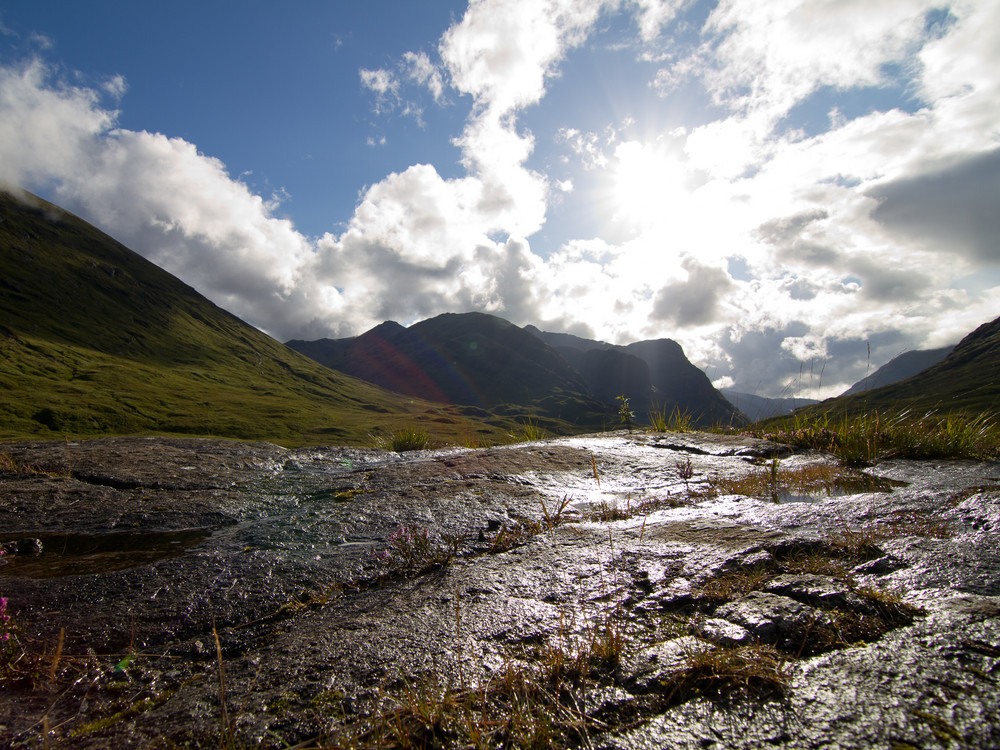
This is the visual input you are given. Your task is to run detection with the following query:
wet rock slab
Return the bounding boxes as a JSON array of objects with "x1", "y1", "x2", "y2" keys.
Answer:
[{"x1": 0, "y1": 433, "x2": 999, "y2": 748}]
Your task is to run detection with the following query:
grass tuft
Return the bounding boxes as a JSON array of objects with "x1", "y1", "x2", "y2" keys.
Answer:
[
  {"x1": 371, "y1": 426, "x2": 432, "y2": 452},
  {"x1": 513, "y1": 418, "x2": 547, "y2": 442},
  {"x1": 695, "y1": 564, "x2": 773, "y2": 603},
  {"x1": 648, "y1": 404, "x2": 695, "y2": 433},
  {"x1": 662, "y1": 644, "x2": 789, "y2": 704},
  {"x1": 749, "y1": 409, "x2": 1000, "y2": 464}
]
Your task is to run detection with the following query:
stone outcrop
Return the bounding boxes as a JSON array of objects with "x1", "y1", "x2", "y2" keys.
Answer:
[{"x1": 1, "y1": 433, "x2": 998, "y2": 748}]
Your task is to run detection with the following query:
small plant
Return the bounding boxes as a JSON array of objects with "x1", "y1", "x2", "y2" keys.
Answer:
[
  {"x1": 663, "y1": 644, "x2": 789, "y2": 704},
  {"x1": 670, "y1": 406, "x2": 695, "y2": 432},
  {"x1": 539, "y1": 494, "x2": 572, "y2": 531},
  {"x1": 675, "y1": 456, "x2": 694, "y2": 490},
  {"x1": 617, "y1": 395, "x2": 634, "y2": 433},
  {"x1": 486, "y1": 519, "x2": 546, "y2": 553},
  {"x1": 372, "y1": 426, "x2": 431, "y2": 452},
  {"x1": 648, "y1": 403, "x2": 669, "y2": 431},
  {"x1": 371, "y1": 524, "x2": 456, "y2": 571},
  {"x1": 0, "y1": 594, "x2": 11, "y2": 644},
  {"x1": 695, "y1": 565, "x2": 773, "y2": 603},
  {"x1": 649, "y1": 404, "x2": 697, "y2": 432},
  {"x1": 515, "y1": 418, "x2": 546, "y2": 442},
  {"x1": 583, "y1": 493, "x2": 686, "y2": 522},
  {"x1": 0, "y1": 452, "x2": 47, "y2": 475}
]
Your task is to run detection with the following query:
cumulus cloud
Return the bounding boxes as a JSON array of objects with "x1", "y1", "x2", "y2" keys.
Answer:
[
  {"x1": 699, "y1": 0, "x2": 940, "y2": 121},
  {"x1": 0, "y1": 60, "x2": 332, "y2": 340},
  {"x1": 440, "y1": 0, "x2": 607, "y2": 115},
  {"x1": 0, "y1": 60, "x2": 116, "y2": 190},
  {"x1": 651, "y1": 260, "x2": 734, "y2": 327}
]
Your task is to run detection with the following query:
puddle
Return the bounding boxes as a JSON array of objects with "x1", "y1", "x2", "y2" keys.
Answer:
[
  {"x1": 0, "y1": 529, "x2": 211, "y2": 578},
  {"x1": 772, "y1": 475, "x2": 909, "y2": 504}
]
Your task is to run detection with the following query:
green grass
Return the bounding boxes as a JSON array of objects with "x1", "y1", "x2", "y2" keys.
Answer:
[
  {"x1": 0, "y1": 191, "x2": 517, "y2": 447},
  {"x1": 511, "y1": 417, "x2": 547, "y2": 442},
  {"x1": 749, "y1": 409, "x2": 1000, "y2": 464},
  {"x1": 371, "y1": 426, "x2": 432, "y2": 452},
  {"x1": 648, "y1": 404, "x2": 695, "y2": 432}
]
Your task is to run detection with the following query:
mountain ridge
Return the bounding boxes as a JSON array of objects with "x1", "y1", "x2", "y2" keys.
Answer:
[
  {"x1": 290, "y1": 316, "x2": 747, "y2": 428},
  {"x1": 839, "y1": 346, "x2": 955, "y2": 397}
]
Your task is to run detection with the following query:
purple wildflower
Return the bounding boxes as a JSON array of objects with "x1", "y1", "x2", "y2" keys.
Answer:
[{"x1": 0, "y1": 596, "x2": 9, "y2": 642}]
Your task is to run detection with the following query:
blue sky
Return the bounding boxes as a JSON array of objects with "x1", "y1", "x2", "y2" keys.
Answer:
[{"x1": 1, "y1": 0, "x2": 998, "y2": 398}]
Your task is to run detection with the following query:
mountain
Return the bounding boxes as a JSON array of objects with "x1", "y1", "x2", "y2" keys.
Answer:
[
  {"x1": 791, "y1": 315, "x2": 1000, "y2": 419},
  {"x1": 839, "y1": 346, "x2": 955, "y2": 396},
  {"x1": 721, "y1": 390, "x2": 820, "y2": 422},
  {"x1": 556, "y1": 347, "x2": 653, "y2": 404},
  {"x1": 287, "y1": 312, "x2": 613, "y2": 429},
  {"x1": 0, "y1": 190, "x2": 501, "y2": 446},
  {"x1": 526, "y1": 327, "x2": 746, "y2": 427},
  {"x1": 290, "y1": 315, "x2": 746, "y2": 430}
]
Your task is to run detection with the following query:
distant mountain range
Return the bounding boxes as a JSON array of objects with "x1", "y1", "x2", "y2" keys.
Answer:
[
  {"x1": 720, "y1": 391, "x2": 820, "y2": 422},
  {"x1": 288, "y1": 315, "x2": 746, "y2": 429},
  {"x1": 0, "y1": 191, "x2": 502, "y2": 445},
  {"x1": 287, "y1": 313, "x2": 611, "y2": 430}
]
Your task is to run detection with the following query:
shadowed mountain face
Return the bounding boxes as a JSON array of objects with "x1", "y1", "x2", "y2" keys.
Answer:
[
  {"x1": 288, "y1": 313, "x2": 613, "y2": 427},
  {"x1": 290, "y1": 317, "x2": 746, "y2": 429},
  {"x1": 0, "y1": 191, "x2": 492, "y2": 445},
  {"x1": 526, "y1": 328, "x2": 746, "y2": 427},
  {"x1": 840, "y1": 346, "x2": 955, "y2": 397}
]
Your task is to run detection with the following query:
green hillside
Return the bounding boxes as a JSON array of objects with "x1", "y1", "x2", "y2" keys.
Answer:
[
  {"x1": 783, "y1": 314, "x2": 999, "y2": 424},
  {"x1": 0, "y1": 191, "x2": 503, "y2": 446}
]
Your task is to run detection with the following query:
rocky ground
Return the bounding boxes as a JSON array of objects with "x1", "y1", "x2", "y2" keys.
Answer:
[{"x1": 1, "y1": 432, "x2": 999, "y2": 748}]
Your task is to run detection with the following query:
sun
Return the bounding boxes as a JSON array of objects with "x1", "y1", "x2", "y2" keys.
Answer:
[{"x1": 609, "y1": 140, "x2": 689, "y2": 230}]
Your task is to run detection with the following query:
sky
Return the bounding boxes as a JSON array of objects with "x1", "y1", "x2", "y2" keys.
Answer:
[{"x1": 1, "y1": 0, "x2": 998, "y2": 399}]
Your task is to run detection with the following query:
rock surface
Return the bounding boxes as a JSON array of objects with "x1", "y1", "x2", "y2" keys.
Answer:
[{"x1": 1, "y1": 432, "x2": 998, "y2": 748}]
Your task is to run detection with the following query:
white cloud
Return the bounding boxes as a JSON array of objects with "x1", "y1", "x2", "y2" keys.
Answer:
[
  {"x1": 0, "y1": 60, "x2": 116, "y2": 190},
  {"x1": 102, "y1": 73, "x2": 127, "y2": 99},
  {"x1": 359, "y1": 68, "x2": 402, "y2": 116},
  {"x1": 556, "y1": 127, "x2": 611, "y2": 170},
  {"x1": 0, "y1": 61, "x2": 335, "y2": 340},
  {"x1": 700, "y1": 0, "x2": 940, "y2": 120},
  {"x1": 403, "y1": 51, "x2": 445, "y2": 101},
  {"x1": 359, "y1": 67, "x2": 397, "y2": 96},
  {"x1": 440, "y1": 0, "x2": 609, "y2": 116},
  {"x1": 629, "y1": 0, "x2": 685, "y2": 41}
]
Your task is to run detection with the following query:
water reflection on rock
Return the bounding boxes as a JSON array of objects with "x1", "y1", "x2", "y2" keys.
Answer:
[{"x1": 0, "y1": 432, "x2": 998, "y2": 748}]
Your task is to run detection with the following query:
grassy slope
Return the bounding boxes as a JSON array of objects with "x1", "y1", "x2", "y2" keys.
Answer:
[
  {"x1": 786, "y1": 315, "x2": 1000, "y2": 422},
  {"x1": 0, "y1": 191, "x2": 505, "y2": 446}
]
